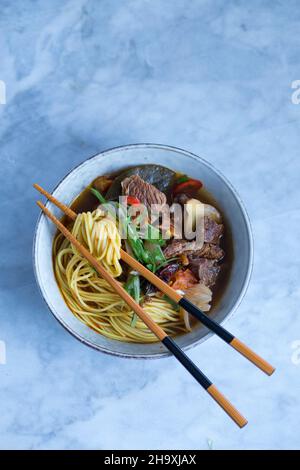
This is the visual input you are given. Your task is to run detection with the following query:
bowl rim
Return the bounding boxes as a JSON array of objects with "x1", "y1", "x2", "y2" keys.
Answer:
[{"x1": 33, "y1": 143, "x2": 254, "y2": 358}]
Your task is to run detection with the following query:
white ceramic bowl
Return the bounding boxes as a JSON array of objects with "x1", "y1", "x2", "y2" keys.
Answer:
[{"x1": 33, "y1": 144, "x2": 253, "y2": 358}]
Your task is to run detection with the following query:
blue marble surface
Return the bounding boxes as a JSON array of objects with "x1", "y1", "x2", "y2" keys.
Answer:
[{"x1": 0, "y1": 0, "x2": 300, "y2": 450}]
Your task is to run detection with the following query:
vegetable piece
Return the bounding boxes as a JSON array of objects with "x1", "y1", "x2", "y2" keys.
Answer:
[
  {"x1": 185, "y1": 198, "x2": 222, "y2": 230},
  {"x1": 144, "y1": 224, "x2": 166, "y2": 246},
  {"x1": 91, "y1": 188, "x2": 149, "y2": 265},
  {"x1": 90, "y1": 188, "x2": 163, "y2": 270},
  {"x1": 170, "y1": 269, "x2": 198, "y2": 291},
  {"x1": 146, "y1": 263, "x2": 154, "y2": 272},
  {"x1": 131, "y1": 314, "x2": 138, "y2": 328},
  {"x1": 175, "y1": 175, "x2": 189, "y2": 184},
  {"x1": 131, "y1": 214, "x2": 165, "y2": 247},
  {"x1": 129, "y1": 237, "x2": 150, "y2": 265},
  {"x1": 176, "y1": 275, "x2": 212, "y2": 332},
  {"x1": 203, "y1": 203, "x2": 222, "y2": 223},
  {"x1": 131, "y1": 274, "x2": 140, "y2": 327},
  {"x1": 91, "y1": 187, "x2": 107, "y2": 205},
  {"x1": 144, "y1": 241, "x2": 166, "y2": 266},
  {"x1": 182, "y1": 310, "x2": 192, "y2": 331},
  {"x1": 117, "y1": 200, "x2": 159, "y2": 266},
  {"x1": 122, "y1": 211, "x2": 165, "y2": 269},
  {"x1": 183, "y1": 283, "x2": 212, "y2": 312},
  {"x1": 157, "y1": 262, "x2": 180, "y2": 283},
  {"x1": 132, "y1": 274, "x2": 140, "y2": 302},
  {"x1": 178, "y1": 280, "x2": 213, "y2": 331},
  {"x1": 185, "y1": 198, "x2": 204, "y2": 232},
  {"x1": 173, "y1": 178, "x2": 202, "y2": 195},
  {"x1": 125, "y1": 273, "x2": 140, "y2": 327},
  {"x1": 155, "y1": 257, "x2": 179, "y2": 271},
  {"x1": 91, "y1": 188, "x2": 120, "y2": 222},
  {"x1": 125, "y1": 195, "x2": 141, "y2": 206},
  {"x1": 123, "y1": 219, "x2": 155, "y2": 267},
  {"x1": 142, "y1": 260, "x2": 180, "y2": 296}
]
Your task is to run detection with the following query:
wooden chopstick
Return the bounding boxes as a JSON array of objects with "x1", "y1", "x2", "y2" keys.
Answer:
[
  {"x1": 36, "y1": 199, "x2": 247, "y2": 428},
  {"x1": 33, "y1": 184, "x2": 275, "y2": 376}
]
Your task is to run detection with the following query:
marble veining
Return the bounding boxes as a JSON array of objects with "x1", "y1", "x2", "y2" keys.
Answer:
[{"x1": 0, "y1": 0, "x2": 299, "y2": 450}]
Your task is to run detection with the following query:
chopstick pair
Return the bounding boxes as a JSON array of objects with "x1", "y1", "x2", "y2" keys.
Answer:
[
  {"x1": 34, "y1": 185, "x2": 248, "y2": 428},
  {"x1": 34, "y1": 184, "x2": 275, "y2": 376}
]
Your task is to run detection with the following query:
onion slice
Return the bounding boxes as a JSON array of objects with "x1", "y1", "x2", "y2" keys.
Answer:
[{"x1": 180, "y1": 283, "x2": 212, "y2": 332}]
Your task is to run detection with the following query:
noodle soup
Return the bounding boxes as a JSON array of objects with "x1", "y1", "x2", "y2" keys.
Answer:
[{"x1": 53, "y1": 164, "x2": 232, "y2": 344}]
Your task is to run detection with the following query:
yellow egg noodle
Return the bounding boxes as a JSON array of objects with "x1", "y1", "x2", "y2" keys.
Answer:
[{"x1": 53, "y1": 209, "x2": 187, "y2": 343}]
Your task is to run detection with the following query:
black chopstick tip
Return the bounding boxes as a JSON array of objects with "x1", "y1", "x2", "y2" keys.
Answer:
[
  {"x1": 162, "y1": 336, "x2": 212, "y2": 390},
  {"x1": 179, "y1": 297, "x2": 234, "y2": 343}
]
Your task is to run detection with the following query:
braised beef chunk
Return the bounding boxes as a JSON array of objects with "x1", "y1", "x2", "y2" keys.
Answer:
[
  {"x1": 189, "y1": 243, "x2": 224, "y2": 260},
  {"x1": 122, "y1": 175, "x2": 167, "y2": 212},
  {"x1": 164, "y1": 239, "x2": 224, "y2": 260},
  {"x1": 189, "y1": 258, "x2": 220, "y2": 287},
  {"x1": 164, "y1": 217, "x2": 223, "y2": 259},
  {"x1": 106, "y1": 164, "x2": 176, "y2": 201},
  {"x1": 204, "y1": 216, "x2": 224, "y2": 244},
  {"x1": 163, "y1": 239, "x2": 197, "y2": 258}
]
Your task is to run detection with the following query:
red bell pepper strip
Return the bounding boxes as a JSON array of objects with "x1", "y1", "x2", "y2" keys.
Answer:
[
  {"x1": 125, "y1": 195, "x2": 141, "y2": 206},
  {"x1": 173, "y1": 178, "x2": 202, "y2": 194}
]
